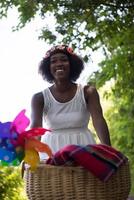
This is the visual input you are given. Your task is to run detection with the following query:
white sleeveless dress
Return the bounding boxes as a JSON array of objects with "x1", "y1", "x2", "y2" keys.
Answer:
[{"x1": 40, "y1": 84, "x2": 96, "y2": 160}]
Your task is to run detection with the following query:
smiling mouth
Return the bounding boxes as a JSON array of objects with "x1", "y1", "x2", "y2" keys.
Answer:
[{"x1": 56, "y1": 69, "x2": 64, "y2": 72}]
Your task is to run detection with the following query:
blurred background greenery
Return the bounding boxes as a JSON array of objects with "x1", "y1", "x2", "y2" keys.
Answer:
[{"x1": 0, "y1": 166, "x2": 27, "y2": 200}]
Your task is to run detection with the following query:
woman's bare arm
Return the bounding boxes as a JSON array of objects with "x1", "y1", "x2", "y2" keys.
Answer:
[
  {"x1": 30, "y1": 92, "x2": 44, "y2": 128},
  {"x1": 85, "y1": 85, "x2": 111, "y2": 146}
]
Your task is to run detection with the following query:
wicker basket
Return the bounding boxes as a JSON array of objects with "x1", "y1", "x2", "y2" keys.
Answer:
[{"x1": 24, "y1": 161, "x2": 131, "y2": 200}]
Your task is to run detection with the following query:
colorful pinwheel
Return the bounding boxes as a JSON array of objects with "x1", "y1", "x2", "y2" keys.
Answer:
[{"x1": 0, "y1": 110, "x2": 52, "y2": 170}]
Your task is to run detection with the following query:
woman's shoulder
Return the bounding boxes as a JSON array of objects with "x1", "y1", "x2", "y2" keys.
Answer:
[
  {"x1": 31, "y1": 91, "x2": 44, "y2": 105},
  {"x1": 84, "y1": 84, "x2": 97, "y2": 95},
  {"x1": 84, "y1": 85, "x2": 99, "y2": 103}
]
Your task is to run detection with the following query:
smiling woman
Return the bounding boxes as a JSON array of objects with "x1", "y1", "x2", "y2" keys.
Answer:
[
  {"x1": 38, "y1": 45, "x2": 84, "y2": 83},
  {"x1": 50, "y1": 53, "x2": 70, "y2": 82},
  {"x1": 30, "y1": 44, "x2": 111, "y2": 161}
]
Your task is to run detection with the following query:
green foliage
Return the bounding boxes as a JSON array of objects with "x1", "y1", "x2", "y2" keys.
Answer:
[
  {"x1": 105, "y1": 96, "x2": 134, "y2": 194},
  {"x1": 0, "y1": 166, "x2": 27, "y2": 200},
  {"x1": 0, "y1": 1, "x2": 134, "y2": 51}
]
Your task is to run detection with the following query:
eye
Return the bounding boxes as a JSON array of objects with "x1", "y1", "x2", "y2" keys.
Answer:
[
  {"x1": 50, "y1": 59, "x2": 56, "y2": 64},
  {"x1": 61, "y1": 58, "x2": 68, "y2": 62}
]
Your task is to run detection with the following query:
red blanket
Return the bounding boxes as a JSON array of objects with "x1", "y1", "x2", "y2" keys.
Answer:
[{"x1": 46, "y1": 144, "x2": 128, "y2": 182}]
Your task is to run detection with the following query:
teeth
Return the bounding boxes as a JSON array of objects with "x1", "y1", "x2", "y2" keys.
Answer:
[{"x1": 56, "y1": 69, "x2": 64, "y2": 72}]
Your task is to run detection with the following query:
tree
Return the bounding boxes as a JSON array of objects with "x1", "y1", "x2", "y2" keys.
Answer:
[{"x1": 0, "y1": 166, "x2": 27, "y2": 200}]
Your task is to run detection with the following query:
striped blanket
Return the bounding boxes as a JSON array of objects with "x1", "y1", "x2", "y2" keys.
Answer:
[{"x1": 46, "y1": 144, "x2": 128, "y2": 182}]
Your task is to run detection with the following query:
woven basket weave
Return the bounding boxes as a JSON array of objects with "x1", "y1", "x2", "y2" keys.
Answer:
[{"x1": 24, "y1": 162, "x2": 131, "y2": 200}]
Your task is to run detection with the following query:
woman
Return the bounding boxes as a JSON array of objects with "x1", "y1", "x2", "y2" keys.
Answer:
[{"x1": 30, "y1": 45, "x2": 111, "y2": 159}]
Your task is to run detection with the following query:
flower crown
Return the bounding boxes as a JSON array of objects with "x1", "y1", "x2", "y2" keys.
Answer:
[{"x1": 44, "y1": 45, "x2": 74, "y2": 59}]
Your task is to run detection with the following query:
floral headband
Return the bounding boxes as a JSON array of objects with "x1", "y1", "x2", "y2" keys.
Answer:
[{"x1": 44, "y1": 45, "x2": 74, "y2": 59}]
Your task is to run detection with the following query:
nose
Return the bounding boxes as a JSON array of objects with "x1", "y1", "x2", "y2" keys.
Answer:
[{"x1": 55, "y1": 59, "x2": 64, "y2": 66}]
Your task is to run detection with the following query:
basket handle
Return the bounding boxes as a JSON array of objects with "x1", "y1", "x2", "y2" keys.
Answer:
[{"x1": 21, "y1": 161, "x2": 25, "y2": 178}]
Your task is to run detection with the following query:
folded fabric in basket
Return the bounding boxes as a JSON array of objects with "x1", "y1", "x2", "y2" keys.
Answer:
[{"x1": 46, "y1": 144, "x2": 128, "y2": 182}]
